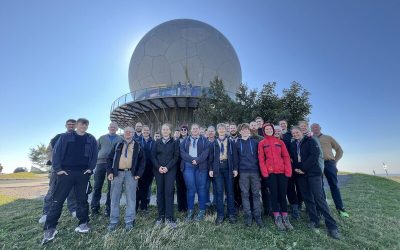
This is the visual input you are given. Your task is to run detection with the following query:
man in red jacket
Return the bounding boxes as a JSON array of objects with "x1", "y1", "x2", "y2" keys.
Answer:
[{"x1": 258, "y1": 123, "x2": 293, "y2": 231}]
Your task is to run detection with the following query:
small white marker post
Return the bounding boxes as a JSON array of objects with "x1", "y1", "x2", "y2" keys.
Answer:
[{"x1": 382, "y1": 163, "x2": 389, "y2": 177}]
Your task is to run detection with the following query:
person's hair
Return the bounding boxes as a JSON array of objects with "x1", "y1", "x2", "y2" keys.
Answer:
[
  {"x1": 217, "y1": 123, "x2": 226, "y2": 130},
  {"x1": 238, "y1": 123, "x2": 250, "y2": 131},
  {"x1": 76, "y1": 118, "x2": 89, "y2": 125},
  {"x1": 161, "y1": 123, "x2": 172, "y2": 131},
  {"x1": 310, "y1": 123, "x2": 320, "y2": 128},
  {"x1": 135, "y1": 122, "x2": 143, "y2": 126},
  {"x1": 109, "y1": 121, "x2": 118, "y2": 127},
  {"x1": 298, "y1": 120, "x2": 309, "y2": 126},
  {"x1": 66, "y1": 119, "x2": 76, "y2": 124},
  {"x1": 279, "y1": 120, "x2": 287, "y2": 124},
  {"x1": 229, "y1": 122, "x2": 237, "y2": 126},
  {"x1": 255, "y1": 116, "x2": 263, "y2": 121},
  {"x1": 207, "y1": 125, "x2": 215, "y2": 131},
  {"x1": 142, "y1": 125, "x2": 150, "y2": 130},
  {"x1": 190, "y1": 123, "x2": 200, "y2": 129},
  {"x1": 174, "y1": 129, "x2": 180, "y2": 132},
  {"x1": 291, "y1": 126, "x2": 302, "y2": 133},
  {"x1": 274, "y1": 125, "x2": 281, "y2": 131},
  {"x1": 123, "y1": 126, "x2": 134, "y2": 132},
  {"x1": 154, "y1": 131, "x2": 160, "y2": 135}
]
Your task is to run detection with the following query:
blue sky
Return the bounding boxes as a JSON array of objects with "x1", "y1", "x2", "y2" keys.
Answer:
[{"x1": 0, "y1": 0, "x2": 399, "y2": 174}]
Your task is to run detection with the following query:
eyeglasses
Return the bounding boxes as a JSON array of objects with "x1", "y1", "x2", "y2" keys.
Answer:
[{"x1": 181, "y1": 128, "x2": 187, "y2": 131}]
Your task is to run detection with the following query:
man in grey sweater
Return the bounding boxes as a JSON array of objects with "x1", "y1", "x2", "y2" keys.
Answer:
[{"x1": 90, "y1": 122, "x2": 123, "y2": 216}]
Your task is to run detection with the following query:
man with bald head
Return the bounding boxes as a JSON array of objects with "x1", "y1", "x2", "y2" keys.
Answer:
[
  {"x1": 311, "y1": 123, "x2": 347, "y2": 218},
  {"x1": 91, "y1": 122, "x2": 123, "y2": 216}
]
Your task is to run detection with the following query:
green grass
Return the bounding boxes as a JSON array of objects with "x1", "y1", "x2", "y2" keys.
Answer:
[
  {"x1": 0, "y1": 174, "x2": 399, "y2": 249},
  {"x1": 0, "y1": 194, "x2": 17, "y2": 206},
  {"x1": 0, "y1": 172, "x2": 46, "y2": 179}
]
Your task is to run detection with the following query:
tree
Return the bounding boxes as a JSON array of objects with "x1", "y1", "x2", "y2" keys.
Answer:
[
  {"x1": 279, "y1": 81, "x2": 312, "y2": 126},
  {"x1": 195, "y1": 79, "x2": 312, "y2": 127},
  {"x1": 28, "y1": 143, "x2": 49, "y2": 170},
  {"x1": 0, "y1": 163, "x2": 3, "y2": 173}
]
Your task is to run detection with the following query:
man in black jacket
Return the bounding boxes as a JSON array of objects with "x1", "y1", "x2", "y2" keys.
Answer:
[
  {"x1": 106, "y1": 127, "x2": 145, "y2": 231},
  {"x1": 289, "y1": 126, "x2": 340, "y2": 240},
  {"x1": 42, "y1": 118, "x2": 98, "y2": 244}
]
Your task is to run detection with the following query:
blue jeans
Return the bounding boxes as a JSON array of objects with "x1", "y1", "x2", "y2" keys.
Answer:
[
  {"x1": 110, "y1": 170, "x2": 138, "y2": 224},
  {"x1": 205, "y1": 175, "x2": 217, "y2": 204},
  {"x1": 323, "y1": 160, "x2": 344, "y2": 210},
  {"x1": 183, "y1": 163, "x2": 208, "y2": 210},
  {"x1": 214, "y1": 164, "x2": 235, "y2": 218}
]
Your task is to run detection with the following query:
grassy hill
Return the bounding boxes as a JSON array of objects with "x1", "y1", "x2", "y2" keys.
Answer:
[{"x1": 0, "y1": 174, "x2": 399, "y2": 249}]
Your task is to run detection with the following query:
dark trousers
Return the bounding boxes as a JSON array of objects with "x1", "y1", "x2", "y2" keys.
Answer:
[
  {"x1": 298, "y1": 175, "x2": 338, "y2": 230},
  {"x1": 214, "y1": 162, "x2": 235, "y2": 218},
  {"x1": 239, "y1": 172, "x2": 261, "y2": 218},
  {"x1": 154, "y1": 167, "x2": 177, "y2": 221},
  {"x1": 287, "y1": 173, "x2": 303, "y2": 206},
  {"x1": 323, "y1": 160, "x2": 344, "y2": 210},
  {"x1": 261, "y1": 177, "x2": 271, "y2": 214},
  {"x1": 176, "y1": 166, "x2": 187, "y2": 211},
  {"x1": 136, "y1": 165, "x2": 154, "y2": 211},
  {"x1": 269, "y1": 174, "x2": 288, "y2": 213},
  {"x1": 206, "y1": 175, "x2": 217, "y2": 204},
  {"x1": 90, "y1": 163, "x2": 111, "y2": 213},
  {"x1": 44, "y1": 170, "x2": 91, "y2": 230},
  {"x1": 234, "y1": 173, "x2": 242, "y2": 208},
  {"x1": 43, "y1": 170, "x2": 76, "y2": 214}
]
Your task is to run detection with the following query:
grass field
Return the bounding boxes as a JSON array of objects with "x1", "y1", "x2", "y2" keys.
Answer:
[{"x1": 0, "y1": 174, "x2": 399, "y2": 249}]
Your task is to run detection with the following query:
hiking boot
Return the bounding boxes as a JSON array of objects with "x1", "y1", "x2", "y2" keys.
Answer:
[
  {"x1": 166, "y1": 219, "x2": 177, "y2": 229},
  {"x1": 42, "y1": 228, "x2": 58, "y2": 245},
  {"x1": 186, "y1": 209, "x2": 194, "y2": 222},
  {"x1": 125, "y1": 221, "x2": 135, "y2": 231},
  {"x1": 282, "y1": 215, "x2": 294, "y2": 230},
  {"x1": 228, "y1": 215, "x2": 237, "y2": 224},
  {"x1": 107, "y1": 223, "x2": 117, "y2": 232},
  {"x1": 291, "y1": 205, "x2": 300, "y2": 220},
  {"x1": 274, "y1": 215, "x2": 285, "y2": 231},
  {"x1": 338, "y1": 209, "x2": 349, "y2": 218},
  {"x1": 38, "y1": 215, "x2": 47, "y2": 224},
  {"x1": 255, "y1": 217, "x2": 265, "y2": 229},
  {"x1": 215, "y1": 217, "x2": 224, "y2": 225},
  {"x1": 74, "y1": 223, "x2": 90, "y2": 233},
  {"x1": 195, "y1": 210, "x2": 206, "y2": 221},
  {"x1": 244, "y1": 215, "x2": 252, "y2": 227},
  {"x1": 328, "y1": 229, "x2": 340, "y2": 240}
]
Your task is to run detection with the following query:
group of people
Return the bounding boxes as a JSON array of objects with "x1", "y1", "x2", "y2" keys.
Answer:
[{"x1": 40, "y1": 116, "x2": 346, "y2": 244}]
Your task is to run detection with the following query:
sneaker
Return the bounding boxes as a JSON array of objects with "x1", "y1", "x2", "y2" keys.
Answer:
[
  {"x1": 282, "y1": 215, "x2": 294, "y2": 230},
  {"x1": 38, "y1": 215, "x2": 47, "y2": 224},
  {"x1": 228, "y1": 215, "x2": 237, "y2": 224},
  {"x1": 107, "y1": 223, "x2": 117, "y2": 232},
  {"x1": 74, "y1": 223, "x2": 90, "y2": 233},
  {"x1": 328, "y1": 229, "x2": 340, "y2": 240},
  {"x1": 125, "y1": 221, "x2": 135, "y2": 231},
  {"x1": 338, "y1": 209, "x2": 349, "y2": 218},
  {"x1": 274, "y1": 215, "x2": 286, "y2": 231},
  {"x1": 71, "y1": 211, "x2": 77, "y2": 218},
  {"x1": 186, "y1": 209, "x2": 194, "y2": 222},
  {"x1": 42, "y1": 228, "x2": 58, "y2": 245},
  {"x1": 155, "y1": 218, "x2": 164, "y2": 226},
  {"x1": 215, "y1": 217, "x2": 224, "y2": 225},
  {"x1": 255, "y1": 217, "x2": 265, "y2": 229},
  {"x1": 195, "y1": 210, "x2": 206, "y2": 221},
  {"x1": 244, "y1": 215, "x2": 252, "y2": 227},
  {"x1": 166, "y1": 219, "x2": 177, "y2": 229}
]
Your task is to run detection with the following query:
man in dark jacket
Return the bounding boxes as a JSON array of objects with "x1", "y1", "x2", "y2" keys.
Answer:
[
  {"x1": 136, "y1": 125, "x2": 154, "y2": 213},
  {"x1": 289, "y1": 126, "x2": 340, "y2": 240},
  {"x1": 233, "y1": 123, "x2": 264, "y2": 228},
  {"x1": 106, "y1": 127, "x2": 145, "y2": 231},
  {"x1": 39, "y1": 119, "x2": 77, "y2": 224},
  {"x1": 42, "y1": 118, "x2": 98, "y2": 244},
  {"x1": 209, "y1": 123, "x2": 237, "y2": 225},
  {"x1": 180, "y1": 123, "x2": 210, "y2": 221}
]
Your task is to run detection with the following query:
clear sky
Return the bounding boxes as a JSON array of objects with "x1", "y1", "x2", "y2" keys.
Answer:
[{"x1": 0, "y1": 0, "x2": 399, "y2": 174}]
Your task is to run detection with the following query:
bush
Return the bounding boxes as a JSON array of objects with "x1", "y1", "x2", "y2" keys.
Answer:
[{"x1": 13, "y1": 167, "x2": 28, "y2": 173}]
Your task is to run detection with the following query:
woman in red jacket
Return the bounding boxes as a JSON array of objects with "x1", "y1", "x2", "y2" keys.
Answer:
[{"x1": 258, "y1": 123, "x2": 293, "y2": 230}]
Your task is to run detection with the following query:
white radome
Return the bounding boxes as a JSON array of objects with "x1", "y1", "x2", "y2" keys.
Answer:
[{"x1": 128, "y1": 19, "x2": 242, "y2": 94}]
